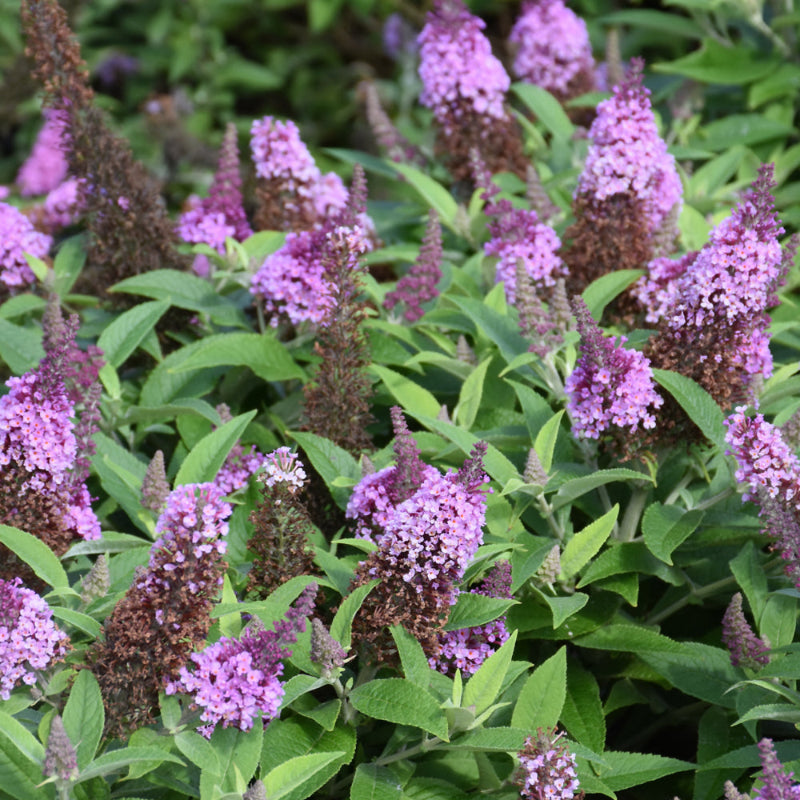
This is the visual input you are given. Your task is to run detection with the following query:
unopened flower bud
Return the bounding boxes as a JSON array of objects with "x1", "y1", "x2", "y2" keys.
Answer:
[
  {"x1": 80, "y1": 554, "x2": 109, "y2": 605},
  {"x1": 43, "y1": 715, "x2": 79, "y2": 783},
  {"x1": 310, "y1": 618, "x2": 348, "y2": 678}
]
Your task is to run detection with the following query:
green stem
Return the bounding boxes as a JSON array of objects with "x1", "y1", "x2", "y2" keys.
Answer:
[
  {"x1": 646, "y1": 574, "x2": 738, "y2": 626},
  {"x1": 692, "y1": 488, "x2": 733, "y2": 512},
  {"x1": 617, "y1": 487, "x2": 649, "y2": 543}
]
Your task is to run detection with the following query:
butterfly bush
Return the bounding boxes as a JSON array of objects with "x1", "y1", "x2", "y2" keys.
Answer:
[
  {"x1": 752, "y1": 739, "x2": 800, "y2": 800},
  {"x1": 509, "y1": 0, "x2": 597, "y2": 101},
  {"x1": 566, "y1": 298, "x2": 662, "y2": 441},
  {"x1": 0, "y1": 578, "x2": 68, "y2": 700},
  {"x1": 166, "y1": 584, "x2": 316, "y2": 736},
  {"x1": 16, "y1": 108, "x2": 69, "y2": 196},
  {"x1": 0, "y1": 201, "x2": 52, "y2": 292},
  {"x1": 576, "y1": 59, "x2": 681, "y2": 233},
  {"x1": 516, "y1": 729, "x2": 582, "y2": 800}
]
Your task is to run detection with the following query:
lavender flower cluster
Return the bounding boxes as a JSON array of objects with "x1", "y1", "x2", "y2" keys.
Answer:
[
  {"x1": 417, "y1": 0, "x2": 510, "y2": 133},
  {"x1": 577, "y1": 60, "x2": 681, "y2": 233},
  {"x1": 0, "y1": 578, "x2": 68, "y2": 700},
  {"x1": 166, "y1": 584, "x2": 316, "y2": 736},
  {"x1": 566, "y1": 299, "x2": 662, "y2": 440},
  {"x1": 509, "y1": 0, "x2": 596, "y2": 99},
  {"x1": 517, "y1": 729, "x2": 582, "y2": 800},
  {"x1": 0, "y1": 201, "x2": 52, "y2": 292}
]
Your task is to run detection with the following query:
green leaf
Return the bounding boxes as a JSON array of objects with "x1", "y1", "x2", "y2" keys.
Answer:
[
  {"x1": 511, "y1": 646, "x2": 567, "y2": 730},
  {"x1": 0, "y1": 318, "x2": 44, "y2": 374},
  {"x1": 443, "y1": 594, "x2": 517, "y2": 631},
  {"x1": 679, "y1": 204, "x2": 712, "y2": 250},
  {"x1": 462, "y1": 631, "x2": 518, "y2": 716},
  {"x1": 263, "y1": 752, "x2": 345, "y2": 800},
  {"x1": 541, "y1": 592, "x2": 589, "y2": 628},
  {"x1": 175, "y1": 410, "x2": 256, "y2": 486},
  {"x1": 0, "y1": 711, "x2": 48, "y2": 800},
  {"x1": 445, "y1": 727, "x2": 528, "y2": 752},
  {"x1": 214, "y1": 576, "x2": 319, "y2": 626},
  {"x1": 210, "y1": 718, "x2": 263, "y2": 794},
  {"x1": 174, "y1": 730, "x2": 220, "y2": 776},
  {"x1": 561, "y1": 663, "x2": 605, "y2": 753},
  {"x1": 77, "y1": 747, "x2": 185, "y2": 783},
  {"x1": 653, "y1": 39, "x2": 778, "y2": 85},
  {"x1": 370, "y1": 364, "x2": 441, "y2": 418},
  {"x1": 600, "y1": 9, "x2": 703, "y2": 38},
  {"x1": 349, "y1": 679, "x2": 448, "y2": 740},
  {"x1": 551, "y1": 470, "x2": 652, "y2": 510},
  {"x1": 391, "y1": 164, "x2": 458, "y2": 231},
  {"x1": 62, "y1": 670, "x2": 104, "y2": 769},
  {"x1": 582, "y1": 270, "x2": 645, "y2": 320},
  {"x1": 0, "y1": 525, "x2": 70, "y2": 590},
  {"x1": 0, "y1": 294, "x2": 46, "y2": 320},
  {"x1": 290, "y1": 431, "x2": 361, "y2": 509},
  {"x1": 50, "y1": 607, "x2": 101, "y2": 637},
  {"x1": 261, "y1": 719, "x2": 356, "y2": 800},
  {"x1": 168, "y1": 332, "x2": 306, "y2": 383},
  {"x1": 52, "y1": 235, "x2": 86, "y2": 295},
  {"x1": 391, "y1": 625, "x2": 432, "y2": 687},
  {"x1": 330, "y1": 580, "x2": 379, "y2": 651},
  {"x1": 560, "y1": 506, "x2": 618, "y2": 579},
  {"x1": 699, "y1": 115, "x2": 794, "y2": 152},
  {"x1": 592, "y1": 750, "x2": 694, "y2": 791},
  {"x1": 454, "y1": 357, "x2": 491, "y2": 430},
  {"x1": 111, "y1": 269, "x2": 247, "y2": 327},
  {"x1": 511, "y1": 83, "x2": 574, "y2": 140},
  {"x1": 96, "y1": 300, "x2": 170, "y2": 368},
  {"x1": 688, "y1": 146, "x2": 748, "y2": 199},
  {"x1": 652, "y1": 369, "x2": 726, "y2": 447},
  {"x1": 534, "y1": 411, "x2": 564, "y2": 474},
  {"x1": 351, "y1": 764, "x2": 403, "y2": 800},
  {"x1": 641, "y1": 504, "x2": 704, "y2": 564}
]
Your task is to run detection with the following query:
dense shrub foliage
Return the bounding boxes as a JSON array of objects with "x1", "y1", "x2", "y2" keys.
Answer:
[{"x1": 3, "y1": 1, "x2": 800, "y2": 800}]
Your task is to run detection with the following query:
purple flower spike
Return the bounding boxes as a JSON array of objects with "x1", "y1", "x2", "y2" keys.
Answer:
[
  {"x1": 177, "y1": 124, "x2": 252, "y2": 253},
  {"x1": 16, "y1": 109, "x2": 69, "y2": 197},
  {"x1": 0, "y1": 578, "x2": 68, "y2": 700},
  {"x1": 510, "y1": 0, "x2": 596, "y2": 101},
  {"x1": 565, "y1": 297, "x2": 663, "y2": 440},
  {"x1": 754, "y1": 739, "x2": 800, "y2": 800},
  {"x1": 166, "y1": 584, "x2": 317, "y2": 735},
  {"x1": 722, "y1": 592, "x2": 769, "y2": 669},
  {"x1": 577, "y1": 59, "x2": 681, "y2": 233},
  {"x1": 418, "y1": 0, "x2": 510, "y2": 133}
]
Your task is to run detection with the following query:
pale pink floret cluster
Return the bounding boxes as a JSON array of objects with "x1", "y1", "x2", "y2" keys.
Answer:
[
  {"x1": 566, "y1": 301, "x2": 663, "y2": 439},
  {"x1": 485, "y1": 208, "x2": 566, "y2": 303},
  {"x1": 510, "y1": 0, "x2": 595, "y2": 97},
  {"x1": 16, "y1": 109, "x2": 69, "y2": 197},
  {"x1": 250, "y1": 116, "x2": 348, "y2": 222},
  {"x1": 518, "y1": 730, "x2": 581, "y2": 800},
  {"x1": 724, "y1": 408, "x2": 800, "y2": 507},
  {"x1": 214, "y1": 444, "x2": 266, "y2": 496},
  {"x1": 0, "y1": 578, "x2": 69, "y2": 700},
  {"x1": 418, "y1": 0, "x2": 511, "y2": 133},
  {"x1": 166, "y1": 584, "x2": 316, "y2": 736},
  {"x1": 0, "y1": 201, "x2": 52, "y2": 292},
  {"x1": 260, "y1": 447, "x2": 307, "y2": 492},
  {"x1": 577, "y1": 61, "x2": 681, "y2": 232},
  {"x1": 137, "y1": 483, "x2": 231, "y2": 598}
]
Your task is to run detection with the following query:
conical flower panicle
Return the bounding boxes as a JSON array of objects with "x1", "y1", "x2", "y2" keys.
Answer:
[
  {"x1": 722, "y1": 592, "x2": 769, "y2": 670},
  {"x1": 166, "y1": 585, "x2": 317, "y2": 737},
  {"x1": 648, "y1": 165, "x2": 786, "y2": 410},
  {"x1": 384, "y1": 210, "x2": 443, "y2": 322},
  {"x1": 247, "y1": 448, "x2": 317, "y2": 599},
  {"x1": 417, "y1": 0, "x2": 527, "y2": 181},
  {"x1": 176, "y1": 123, "x2": 252, "y2": 256},
  {"x1": 16, "y1": 108, "x2": 69, "y2": 197},
  {"x1": 753, "y1": 739, "x2": 800, "y2": 800},
  {"x1": 90, "y1": 483, "x2": 231, "y2": 737},
  {"x1": 510, "y1": 0, "x2": 597, "y2": 106},
  {"x1": 350, "y1": 442, "x2": 489, "y2": 664},
  {"x1": 516, "y1": 729, "x2": 583, "y2": 800},
  {"x1": 565, "y1": 297, "x2": 662, "y2": 452}
]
